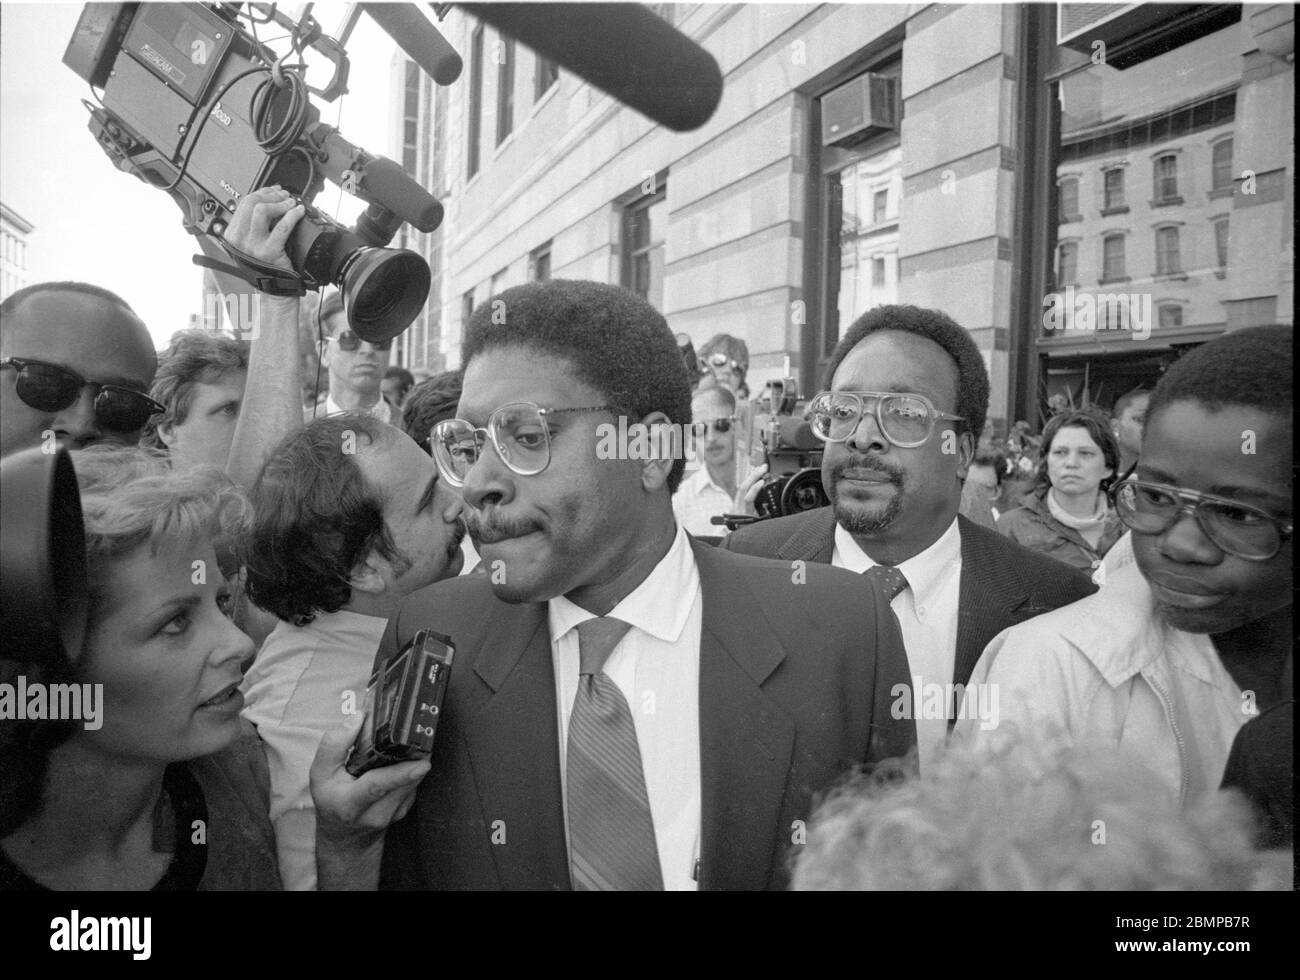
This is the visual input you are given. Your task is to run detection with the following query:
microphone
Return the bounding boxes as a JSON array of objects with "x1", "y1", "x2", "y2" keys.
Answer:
[
  {"x1": 455, "y1": 3, "x2": 723, "y2": 132},
  {"x1": 362, "y1": 3, "x2": 463, "y2": 85}
]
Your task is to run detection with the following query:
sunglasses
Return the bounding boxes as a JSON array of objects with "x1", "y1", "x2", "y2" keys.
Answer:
[
  {"x1": 332, "y1": 330, "x2": 392, "y2": 352},
  {"x1": 699, "y1": 352, "x2": 740, "y2": 373},
  {"x1": 1, "y1": 357, "x2": 164, "y2": 434},
  {"x1": 688, "y1": 417, "x2": 736, "y2": 437}
]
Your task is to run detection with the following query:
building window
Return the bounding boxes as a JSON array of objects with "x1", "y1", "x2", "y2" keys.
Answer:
[
  {"x1": 535, "y1": 58, "x2": 558, "y2": 101},
  {"x1": 872, "y1": 189, "x2": 889, "y2": 225},
  {"x1": 1102, "y1": 168, "x2": 1125, "y2": 212},
  {"x1": 1058, "y1": 177, "x2": 1080, "y2": 221},
  {"x1": 490, "y1": 269, "x2": 506, "y2": 297},
  {"x1": 871, "y1": 256, "x2": 886, "y2": 287},
  {"x1": 622, "y1": 183, "x2": 667, "y2": 310},
  {"x1": 530, "y1": 241, "x2": 552, "y2": 281},
  {"x1": 1158, "y1": 304, "x2": 1183, "y2": 329},
  {"x1": 401, "y1": 61, "x2": 419, "y2": 177},
  {"x1": 462, "y1": 289, "x2": 475, "y2": 325},
  {"x1": 1211, "y1": 138, "x2": 1234, "y2": 192},
  {"x1": 1214, "y1": 217, "x2": 1230, "y2": 271},
  {"x1": 496, "y1": 36, "x2": 515, "y2": 146},
  {"x1": 1155, "y1": 227, "x2": 1182, "y2": 276},
  {"x1": 1057, "y1": 241, "x2": 1078, "y2": 287},
  {"x1": 467, "y1": 26, "x2": 484, "y2": 178},
  {"x1": 1153, "y1": 154, "x2": 1179, "y2": 204},
  {"x1": 1101, "y1": 234, "x2": 1126, "y2": 282}
]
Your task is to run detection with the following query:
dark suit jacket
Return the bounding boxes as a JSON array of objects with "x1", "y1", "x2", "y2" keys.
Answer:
[
  {"x1": 722, "y1": 509, "x2": 1096, "y2": 691},
  {"x1": 376, "y1": 537, "x2": 912, "y2": 891}
]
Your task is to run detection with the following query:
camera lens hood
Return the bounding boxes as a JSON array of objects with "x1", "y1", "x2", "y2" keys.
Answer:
[{"x1": 0, "y1": 446, "x2": 88, "y2": 667}]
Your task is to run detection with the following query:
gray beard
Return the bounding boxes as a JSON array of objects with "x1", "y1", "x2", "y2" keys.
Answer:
[{"x1": 831, "y1": 491, "x2": 904, "y2": 535}]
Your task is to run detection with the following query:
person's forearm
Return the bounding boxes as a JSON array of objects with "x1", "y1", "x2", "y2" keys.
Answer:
[
  {"x1": 316, "y1": 829, "x2": 386, "y2": 891},
  {"x1": 227, "y1": 294, "x2": 303, "y2": 489}
]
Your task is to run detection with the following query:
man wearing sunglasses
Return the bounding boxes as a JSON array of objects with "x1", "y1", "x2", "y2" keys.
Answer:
[
  {"x1": 673, "y1": 384, "x2": 767, "y2": 537},
  {"x1": 724, "y1": 305, "x2": 1095, "y2": 771},
  {"x1": 961, "y1": 326, "x2": 1292, "y2": 807},
  {"x1": 0, "y1": 281, "x2": 157, "y2": 457},
  {"x1": 310, "y1": 291, "x2": 393, "y2": 423},
  {"x1": 317, "y1": 280, "x2": 913, "y2": 891}
]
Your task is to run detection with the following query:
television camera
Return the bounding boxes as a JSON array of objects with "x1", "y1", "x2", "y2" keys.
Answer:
[{"x1": 63, "y1": 3, "x2": 444, "y2": 342}]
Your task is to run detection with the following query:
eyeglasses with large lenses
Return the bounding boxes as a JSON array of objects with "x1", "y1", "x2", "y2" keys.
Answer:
[
  {"x1": 334, "y1": 330, "x2": 393, "y2": 352},
  {"x1": 1, "y1": 357, "x2": 164, "y2": 434},
  {"x1": 431, "y1": 401, "x2": 613, "y2": 487},
  {"x1": 808, "y1": 390, "x2": 963, "y2": 449},
  {"x1": 1111, "y1": 479, "x2": 1292, "y2": 561}
]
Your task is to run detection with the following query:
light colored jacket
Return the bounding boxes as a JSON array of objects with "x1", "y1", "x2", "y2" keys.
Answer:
[{"x1": 957, "y1": 561, "x2": 1252, "y2": 806}]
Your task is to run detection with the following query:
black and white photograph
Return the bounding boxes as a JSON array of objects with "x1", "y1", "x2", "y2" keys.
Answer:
[{"x1": 0, "y1": 0, "x2": 1293, "y2": 951}]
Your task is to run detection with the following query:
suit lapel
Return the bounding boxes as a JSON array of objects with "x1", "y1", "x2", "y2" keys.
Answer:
[
  {"x1": 693, "y1": 542, "x2": 796, "y2": 891},
  {"x1": 458, "y1": 599, "x2": 571, "y2": 889},
  {"x1": 775, "y1": 506, "x2": 837, "y2": 564},
  {"x1": 954, "y1": 516, "x2": 1031, "y2": 688}
]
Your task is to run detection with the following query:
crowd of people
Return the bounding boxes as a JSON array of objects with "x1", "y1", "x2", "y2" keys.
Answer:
[{"x1": 0, "y1": 189, "x2": 1291, "y2": 891}]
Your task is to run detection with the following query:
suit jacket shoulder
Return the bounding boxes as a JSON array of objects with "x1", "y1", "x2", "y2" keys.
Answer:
[{"x1": 720, "y1": 506, "x2": 837, "y2": 563}]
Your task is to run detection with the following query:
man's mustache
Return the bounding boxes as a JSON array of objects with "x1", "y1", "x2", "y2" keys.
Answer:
[
  {"x1": 466, "y1": 512, "x2": 543, "y2": 545},
  {"x1": 828, "y1": 452, "x2": 905, "y2": 486}
]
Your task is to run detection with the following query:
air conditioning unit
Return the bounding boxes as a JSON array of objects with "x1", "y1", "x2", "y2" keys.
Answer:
[
  {"x1": 1057, "y1": 3, "x2": 1242, "y2": 69},
  {"x1": 821, "y1": 73, "x2": 899, "y2": 148}
]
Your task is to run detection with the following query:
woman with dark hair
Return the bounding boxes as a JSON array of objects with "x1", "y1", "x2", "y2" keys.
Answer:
[
  {"x1": 996, "y1": 408, "x2": 1124, "y2": 572},
  {"x1": 0, "y1": 447, "x2": 281, "y2": 890}
]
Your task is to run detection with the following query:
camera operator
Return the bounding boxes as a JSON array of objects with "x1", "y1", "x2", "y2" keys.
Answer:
[
  {"x1": 673, "y1": 384, "x2": 766, "y2": 537},
  {"x1": 141, "y1": 330, "x2": 250, "y2": 472},
  {"x1": 238, "y1": 414, "x2": 465, "y2": 889},
  {"x1": 1, "y1": 281, "x2": 157, "y2": 457},
  {"x1": 307, "y1": 291, "x2": 394, "y2": 423}
]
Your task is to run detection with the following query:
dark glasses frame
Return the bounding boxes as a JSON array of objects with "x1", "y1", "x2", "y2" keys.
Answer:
[
  {"x1": 688, "y1": 416, "x2": 737, "y2": 437},
  {"x1": 1, "y1": 356, "x2": 164, "y2": 432},
  {"x1": 1110, "y1": 478, "x2": 1293, "y2": 561},
  {"x1": 808, "y1": 389, "x2": 965, "y2": 449},
  {"x1": 330, "y1": 330, "x2": 393, "y2": 352},
  {"x1": 431, "y1": 402, "x2": 615, "y2": 486}
]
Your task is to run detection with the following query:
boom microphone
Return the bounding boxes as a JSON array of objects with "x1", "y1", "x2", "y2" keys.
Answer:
[
  {"x1": 456, "y1": 3, "x2": 723, "y2": 132},
  {"x1": 362, "y1": 3, "x2": 463, "y2": 85}
]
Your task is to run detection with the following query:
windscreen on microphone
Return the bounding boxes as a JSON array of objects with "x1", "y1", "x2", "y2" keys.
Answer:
[
  {"x1": 363, "y1": 3, "x2": 463, "y2": 85},
  {"x1": 456, "y1": 3, "x2": 723, "y2": 132},
  {"x1": 361, "y1": 156, "x2": 444, "y2": 232}
]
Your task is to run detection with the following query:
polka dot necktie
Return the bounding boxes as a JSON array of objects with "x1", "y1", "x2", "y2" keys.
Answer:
[{"x1": 864, "y1": 563, "x2": 909, "y2": 602}]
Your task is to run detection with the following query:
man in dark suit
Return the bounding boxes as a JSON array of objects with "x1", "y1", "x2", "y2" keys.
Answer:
[
  {"x1": 327, "y1": 281, "x2": 912, "y2": 891},
  {"x1": 724, "y1": 306, "x2": 1094, "y2": 767}
]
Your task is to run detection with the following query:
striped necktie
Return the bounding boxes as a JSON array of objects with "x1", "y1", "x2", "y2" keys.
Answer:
[{"x1": 566, "y1": 616, "x2": 664, "y2": 891}]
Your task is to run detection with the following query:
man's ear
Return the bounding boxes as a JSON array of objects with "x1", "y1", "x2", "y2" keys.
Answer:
[
  {"x1": 954, "y1": 430, "x2": 975, "y2": 480},
  {"x1": 637, "y1": 410, "x2": 677, "y2": 492},
  {"x1": 347, "y1": 548, "x2": 388, "y2": 596}
]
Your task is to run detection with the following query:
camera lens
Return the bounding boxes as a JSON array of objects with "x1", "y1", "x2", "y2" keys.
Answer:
[{"x1": 338, "y1": 247, "x2": 431, "y2": 345}]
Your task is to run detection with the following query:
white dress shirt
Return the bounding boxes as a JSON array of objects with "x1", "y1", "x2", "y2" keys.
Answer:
[
  {"x1": 672, "y1": 464, "x2": 733, "y2": 537},
  {"x1": 312, "y1": 393, "x2": 392, "y2": 424},
  {"x1": 548, "y1": 523, "x2": 702, "y2": 890},
  {"x1": 240, "y1": 609, "x2": 389, "y2": 890},
  {"x1": 832, "y1": 517, "x2": 963, "y2": 771}
]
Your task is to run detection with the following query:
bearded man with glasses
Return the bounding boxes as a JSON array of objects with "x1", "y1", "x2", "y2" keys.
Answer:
[
  {"x1": 960, "y1": 326, "x2": 1292, "y2": 810},
  {"x1": 724, "y1": 305, "x2": 1095, "y2": 772},
  {"x1": 315, "y1": 279, "x2": 914, "y2": 891}
]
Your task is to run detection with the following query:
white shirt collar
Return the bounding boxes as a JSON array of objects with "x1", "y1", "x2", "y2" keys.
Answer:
[
  {"x1": 549, "y1": 523, "x2": 699, "y2": 646},
  {"x1": 684, "y1": 464, "x2": 729, "y2": 497},
  {"x1": 325, "y1": 392, "x2": 392, "y2": 424},
  {"x1": 833, "y1": 516, "x2": 962, "y2": 606}
]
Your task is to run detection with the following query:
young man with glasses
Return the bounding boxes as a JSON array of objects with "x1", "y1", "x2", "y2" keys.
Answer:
[
  {"x1": 724, "y1": 305, "x2": 1095, "y2": 771},
  {"x1": 310, "y1": 291, "x2": 394, "y2": 423},
  {"x1": 0, "y1": 281, "x2": 159, "y2": 457},
  {"x1": 316, "y1": 279, "x2": 913, "y2": 891},
  {"x1": 960, "y1": 326, "x2": 1292, "y2": 807}
]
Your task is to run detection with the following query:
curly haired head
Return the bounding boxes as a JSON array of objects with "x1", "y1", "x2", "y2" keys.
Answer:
[
  {"x1": 792, "y1": 724, "x2": 1291, "y2": 891},
  {"x1": 401, "y1": 369, "x2": 464, "y2": 455},
  {"x1": 240, "y1": 414, "x2": 404, "y2": 624},
  {"x1": 461, "y1": 280, "x2": 693, "y2": 492},
  {"x1": 1146, "y1": 325, "x2": 1292, "y2": 430}
]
